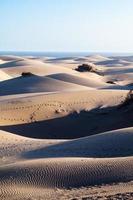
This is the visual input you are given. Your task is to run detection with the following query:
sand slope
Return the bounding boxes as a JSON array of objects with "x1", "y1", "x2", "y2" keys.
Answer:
[
  {"x1": 0, "y1": 90, "x2": 127, "y2": 126},
  {"x1": 0, "y1": 128, "x2": 133, "y2": 186},
  {"x1": 0, "y1": 157, "x2": 133, "y2": 188},
  {"x1": 0, "y1": 55, "x2": 133, "y2": 200},
  {"x1": 0, "y1": 127, "x2": 133, "y2": 198},
  {"x1": 1, "y1": 127, "x2": 133, "y2": 160},
  {"x1": 0, "y1": 74, "x2": 89, "y2": 95},
  {"x1": 47, "y1": 73, "x2": 108, "y2": 88}
]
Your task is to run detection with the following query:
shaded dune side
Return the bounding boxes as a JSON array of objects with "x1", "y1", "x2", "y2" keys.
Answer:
[
  {"x1": 0, "y1": 58, "x2": 83, "y2": 77},
  {"x1": 0, "y1": 59, "x2": 24, "y2": 68},
  {"x1": 0, "y1": 128, "x2": 133, "y2": 160},
  {"x1": 0, "y1": 157, "x2": 133, "y2": 188},
  {"x1": 47, "y1": 73, "x2": 108, "y2": 88},
  {"x1": 95, "y1": 59, "x2": 131, "y2": 66},
  {"x1": 2, "y1": 102, "x2": 133, "y2": 139},
  {"x1": 0, "y1": 130, "x2": 64, "y2": 161},
  {"x1": 0, "y1": 90, "x2": 126, "y2": 126},
  {"x1": 104, "y1": 66, "x2": 133, "y2": 76},
  {"x1": 0, "y1": 75, "x2": 88, "y2": 95},
  {"x1": 110, "y1": 55, "x2": 133, "y2": 62},
  {"x1": 22, "y1": 128, "x2": 133, "y2": 159},
  {"x1": 0, "y1": 55, "x2": 23, "y2": 61}
]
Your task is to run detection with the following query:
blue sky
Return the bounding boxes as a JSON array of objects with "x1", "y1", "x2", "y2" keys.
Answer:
[{"x1": 0, "y1": 0, "x2": 133, "y2": 52}]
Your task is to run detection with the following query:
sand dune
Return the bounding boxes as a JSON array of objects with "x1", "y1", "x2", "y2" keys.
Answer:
[
  {"x1": 45, "y1": 56, "x2": 77, "y2": 63},
  {"x1": 0, "y1": 74, "x2": 88, "y2": 95},
  {"x1": 0, "y1": 130, "x2": 63, "y2": 165},
  {"x1": 1, "y1": 182, "x2": 133, "y2": 200},
  {"x1": 0, "y1": 59, "x2": 25, "y2": 69},
  {"x1": 21, "y1": 127, "x2": 133, "y2": 158},
  {"x1": 1, "y1": 127, "x2": 132, "y2": 160},
  {"x1": 0, "y1": 60, "x2": 7, "y2": 65},
  {"x1": 104, "y1": 65, "x2": 133, "y2": 75},
  {"x1": 0, "y1": 55, "x2": 23, "y2": 61},
  {"x1": 0, "y1": 54, "x2": 133, "y2": 200},
  {"x1": 111, "y1": 55, "x2": 133, "y2": 62},
  {"x1": 0, "y1": 70, "x2": 11, "y2": 81},
  {"x1": 96, "y1": 58, "x2": 131, "y2": 66},
  {"x1": 0, "y1": 157, "x2": 133, "y2": 189},
  {"x1": 0, "y1": 128, "x2": 133, "y2": 189},
  {"x1": 87, "y1": 54, "x2": 110, "y2": 61},
  {"x1": 0, "y1": 58, "x2": 75, "y2": 77},
  {"x1": 44, "y1": 55, "x2": 109, "y2": 64},
  {"x1": 76, "y1": 55, "x2": 110, "y2": 63},
  {"x1": 0, "y1": 90, "x2": 127, "y2": 126},
  {"x1": 2, "y1": 99, "x2": 133, "y2": 139},
  {"x1": 0, "y1": 127, "x2": 133, "y2": 198},
  {"x1": 47, "y1": 73, "x2": 108, "y2": 88}
]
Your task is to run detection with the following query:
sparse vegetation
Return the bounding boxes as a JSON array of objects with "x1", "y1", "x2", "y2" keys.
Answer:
[
  {"x1": 106, "y1": 81, "x2": 115, "y2": 84},
  {"x1": 21, "y1": 72, "x2": 33, "y2": 77},
  {"x1": 76, "y1": 63, "x2": 94, "y2": 72},
  {"x1": 119, "y1": 90, "x2": 133, "y2": 107},
  {"x1": 75, "y1": 63, "x2": 103, "y2": 75}
]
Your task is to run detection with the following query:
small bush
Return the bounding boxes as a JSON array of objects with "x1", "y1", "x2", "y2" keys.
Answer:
[
  {"x1": 76, "y1": 63, "x2": 95, "y2": 72},
  {"x1": 106, "y1": 81, "x2": 115, "y2": 84},
  {"x1": 21, "y1": 72, "x2": 33, "y2": 77},
  {"x1": 75, "y1": 63, "x2": 104, "y2": 76},
  {"x1": 119, "y1": 90, "x2": 133, "y2": 107}
]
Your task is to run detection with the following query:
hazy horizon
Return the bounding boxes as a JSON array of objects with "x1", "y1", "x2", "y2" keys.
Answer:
[{"x1": 1, "y1": 51, "x2": 133, "y2": 58}]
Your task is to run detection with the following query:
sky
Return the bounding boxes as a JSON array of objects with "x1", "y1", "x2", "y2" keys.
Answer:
[{"x1": 0, "y1": 0, "x2": 133, "y2": 52}]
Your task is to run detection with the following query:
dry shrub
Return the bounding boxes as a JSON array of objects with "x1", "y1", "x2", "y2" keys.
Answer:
[
  {"x1": 75, "y1": 63, "x2": 103, "y2": 75},
  {"x1": 119, "y1": 90, "x2": 133, "y2": 108}
]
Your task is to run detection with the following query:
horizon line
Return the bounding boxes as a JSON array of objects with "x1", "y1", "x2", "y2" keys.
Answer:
[{"x1": 0, "y1": 50, "x2": 133, "y2": 53}]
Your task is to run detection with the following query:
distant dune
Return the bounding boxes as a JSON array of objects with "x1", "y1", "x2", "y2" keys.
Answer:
[
  {"x1": 47, "y1": 72, "x2": 107, "y2": 88},
  {"x1": 0, "y1": 74, "x2": 89, "y2": 95}
]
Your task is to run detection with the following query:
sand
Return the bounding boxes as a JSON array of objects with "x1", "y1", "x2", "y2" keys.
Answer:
[{"x1": 0, "y1": 54, "x2": 133, "y2": 200}]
